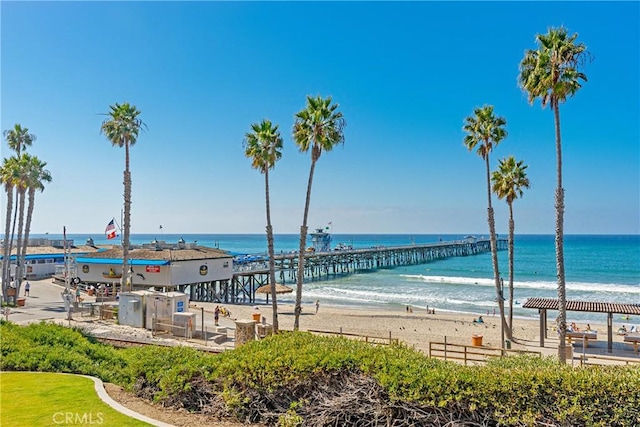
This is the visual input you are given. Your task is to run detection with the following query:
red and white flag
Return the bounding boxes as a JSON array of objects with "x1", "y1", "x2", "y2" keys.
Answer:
[{"x1": 105, "y1": 219, "x2": 117, "y2": 240}]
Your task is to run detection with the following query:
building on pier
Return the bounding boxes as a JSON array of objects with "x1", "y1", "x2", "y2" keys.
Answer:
[{"x1": 309, "y1": 228, "x2": 332, "y2": 252}]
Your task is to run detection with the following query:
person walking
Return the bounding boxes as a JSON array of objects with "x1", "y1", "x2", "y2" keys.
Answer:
[
  {"x1": 315, "y1": 300, "x2": 320, "y2": 314},
  {"x1": 214, "y1": 305, "x2": 220, "y2": 326},
  {"x1": 24, "y1": 282, "x2": 30, "y2": 297}
]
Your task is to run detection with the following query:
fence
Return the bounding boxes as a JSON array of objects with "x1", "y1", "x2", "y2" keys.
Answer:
[
  {"x1": 577, "y1": 354, "x2": 640, "y2": 366},
  {"x1": 306, "y1": 327, "x2": 399, "y2": 346},
  {"x1": 428, "y1": 340, "x2": 542, "y2": 365}
]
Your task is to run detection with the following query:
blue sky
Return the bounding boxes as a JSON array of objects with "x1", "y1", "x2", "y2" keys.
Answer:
[{"x1": 2, "y1": 1, "x2": 638, "y2": 235}]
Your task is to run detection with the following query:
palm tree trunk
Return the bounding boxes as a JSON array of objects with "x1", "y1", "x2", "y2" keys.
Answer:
[
  {"x1": 122, "y1": 140, "x2": 131, "y2": 292},
  {"x1": 2, "y1": 186, "x2": 13, "y2": 303},
  {"x1": 8, "y1": 185, "x2": 19, "y2": 289},
  {"x1": 6, "y1": 152, "x2": 21, "y2": 297},
  {"x1": 485, "y1": 156, "x2": 507, "y2": 348},
  {"x1": 295, "y1": 157, "x2": 317, "y2": 330},
  {"x1": 14, "y1": 189, "x2": 26, "y2": 296},
  {"x1": 20, "y1": 189, "x2": 36, "y2": 289},
  {"x1": 508, "y1": 201, "x2": 515, "y2": 339},
  {"x1": 264, "y1": 169, "x2": 279, "y2": 332},
  {"x1": 553, "y1": 103, "x2": 568, "y2": 363}
]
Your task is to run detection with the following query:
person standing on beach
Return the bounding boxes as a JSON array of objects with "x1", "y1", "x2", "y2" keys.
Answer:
[
  {"x1": 315, "y1": 300, "x2": 320, "y2": 314},
  {"x1": 24, "y1": 282, "x2": 30, "y2": 297},
  {"x1": 214, "y1": 305, "x2": 220, "y2": 326}
]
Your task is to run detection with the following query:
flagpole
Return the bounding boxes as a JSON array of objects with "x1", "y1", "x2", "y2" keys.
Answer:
[
  {"x1": 63, "y1": 226, "x2": 69, "y2": 293},
  {"x1": 62, "y1": 226, "x2": 72, "y2": 321}
]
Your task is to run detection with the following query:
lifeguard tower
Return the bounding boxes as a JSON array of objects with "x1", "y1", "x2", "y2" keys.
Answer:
[{"x1": 310, "y1": 228, "x2": 332, "y2": 252}]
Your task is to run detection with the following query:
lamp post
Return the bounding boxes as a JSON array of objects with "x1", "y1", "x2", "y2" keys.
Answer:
[{"x1": 500, "y1": 277, "x2": 505, "y2": 350}]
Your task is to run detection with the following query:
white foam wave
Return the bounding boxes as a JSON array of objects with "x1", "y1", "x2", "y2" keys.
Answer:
[{"x1": 400, "y1": 274, "x2": 640, "y2": 294}]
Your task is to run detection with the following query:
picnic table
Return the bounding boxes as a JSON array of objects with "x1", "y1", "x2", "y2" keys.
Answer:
[
  {"x1": 623, "y1": 333, "x2": 640, "y2": 353},
  {"x1": 566, "y1": 331, "x2": 597, "y2": 348}
]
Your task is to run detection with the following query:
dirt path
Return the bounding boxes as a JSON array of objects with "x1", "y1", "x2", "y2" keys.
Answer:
[{"x1": 104, "y1": 383, "x2": 258, "y2": 427}]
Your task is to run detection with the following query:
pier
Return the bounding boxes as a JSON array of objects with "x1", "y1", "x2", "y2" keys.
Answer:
[{"x1": 184, "y1": 238, "x2": 507, "y2": 304}]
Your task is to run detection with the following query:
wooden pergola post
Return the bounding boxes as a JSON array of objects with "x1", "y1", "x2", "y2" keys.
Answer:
[
  {"x1": 607, "y1": 312, "x2": 613, "y2": 353},
  {"x1": 539, "y1": 308, "x2": 546, "y2": 347}
]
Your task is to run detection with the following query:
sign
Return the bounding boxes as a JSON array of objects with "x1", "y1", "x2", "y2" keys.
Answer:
[
  {"x1": 146, "y1": 265, "x2": 161, "y2": 273},
  {"x1": 176, "y1": 301, "x2": 184, "y2": 312}
]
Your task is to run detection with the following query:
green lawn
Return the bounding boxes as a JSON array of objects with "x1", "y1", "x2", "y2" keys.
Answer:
[{"x1": 0, "y1": 372, "x2": 153, "y2": 426}]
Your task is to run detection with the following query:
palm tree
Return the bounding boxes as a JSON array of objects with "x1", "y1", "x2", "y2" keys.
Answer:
[
  {"x1": 17, "y1": 156, "x2": 52, "y2": 292},
  {"x1": 1, "y1": 157, "x2": 20, "y2": 303},
  {"x1": 463, "y1": 105, "x2": 509, "y2": 347},
  {"x1": 244, "y1": 119, "x2": 283, "y2": 332},
  {"x1": 491, "y1": 156, "x2": 530, "y2": 338},
  {"x1": 519, "y1": 27, "x2": 589, "y2": 362},
  {"x1": 101, "y1": 102, "x2": 145, "y2": 292},
  {"x1": 292, "y1": 95, "x2": 345, "y2": 330},
  {"x1": 4, "y1": 124, "x2": 35, "y2": 155},
  {"x1": 2, "y1": 125, "x2": 35, "y2": 295}
]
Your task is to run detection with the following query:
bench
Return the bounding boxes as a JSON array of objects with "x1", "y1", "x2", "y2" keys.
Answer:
[
  {"x1": 624, "y1": 333, "x2": 640, "y2": 353},
  {"x1": 566, "y1": 331, "x2": 597, "y2": 348}
]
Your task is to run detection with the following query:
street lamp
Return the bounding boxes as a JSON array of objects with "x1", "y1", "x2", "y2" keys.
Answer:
[{"x1": 500, "y1": 277, "x2": 505, "y2": 350}]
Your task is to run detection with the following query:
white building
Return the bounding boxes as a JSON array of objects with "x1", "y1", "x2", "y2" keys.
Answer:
[{"x1": 75, "y1": 243, "x2": 233, "y2": 291}]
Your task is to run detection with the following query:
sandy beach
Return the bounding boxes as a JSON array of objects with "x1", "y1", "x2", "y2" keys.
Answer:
[
  {"x1": 11, "y1": 277, "x2": 632, "y2": 358},
  {"x1": 191, "y1": 299, "x2": 620, "y2": 356}
]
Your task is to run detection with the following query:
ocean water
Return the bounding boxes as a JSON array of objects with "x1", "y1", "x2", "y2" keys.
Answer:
[{"x1": 37, "y1": 233, "x2": 640, "y2": 324}]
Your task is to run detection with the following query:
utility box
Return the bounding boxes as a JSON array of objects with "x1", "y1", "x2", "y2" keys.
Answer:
[
  {"x1": 119, "y1": 290, "x2": 158, "y2": 328},
  {"x1": 146, "y1": 291, "x2": 189, "y2": 332},
  {"x1": 166, "y1": 291, "x2": 189, "y2": 313},
  {"x1": 173, "y1": 312, "x2": 196, "y2": 337}
]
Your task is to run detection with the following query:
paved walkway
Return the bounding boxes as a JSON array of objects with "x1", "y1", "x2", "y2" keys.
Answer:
[
  {"x1": 81, "y1": 374, "x2": 175, "y2": 427},
  {"x1": 3, "y1": 278, "x2": 86, "y2": 324}
]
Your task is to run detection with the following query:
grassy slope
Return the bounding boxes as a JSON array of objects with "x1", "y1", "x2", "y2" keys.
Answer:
[{"x1": 0, "y1": 372, "x2": 152, "y2": 427}]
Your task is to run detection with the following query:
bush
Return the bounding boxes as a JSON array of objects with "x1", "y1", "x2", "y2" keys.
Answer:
[{"x1": 2, "y1": 322, "x2": 639, "y2": 426}]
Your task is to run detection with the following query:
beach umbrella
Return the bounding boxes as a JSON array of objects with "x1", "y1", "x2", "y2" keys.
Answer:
[{"x1": 256, "y1": 283, "x2": 293, "y2": 294}]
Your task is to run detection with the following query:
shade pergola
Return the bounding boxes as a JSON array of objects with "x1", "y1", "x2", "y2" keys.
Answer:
[{"x1": 522, "y1": 297, "x2": 640, "y2": 352}]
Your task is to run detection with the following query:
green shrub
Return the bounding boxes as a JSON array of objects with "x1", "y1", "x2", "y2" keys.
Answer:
[{"x1": 2, "y1": 322, "x2": 639, "y2": 426}]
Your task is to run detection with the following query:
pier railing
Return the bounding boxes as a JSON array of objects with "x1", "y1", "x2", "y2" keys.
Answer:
[
  {"x1": 235, "y1": 238, "x2": 506, "y2": 284},
  {"x1": 187, "y1": 238, "x2": 506, "y2": 303}
]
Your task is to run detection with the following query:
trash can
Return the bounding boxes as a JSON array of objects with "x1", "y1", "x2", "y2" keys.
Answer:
[{"x1": 471, "y1": 335, "x2": 483, "y2": 346}]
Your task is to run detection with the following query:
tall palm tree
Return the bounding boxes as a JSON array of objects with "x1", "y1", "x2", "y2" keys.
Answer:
[
  {"x1": 463, "y1": 105, "x2": 509, "y2": 347},
  {"x1": 2, "y1": 125, "x2": 35, "y2": 294},
  {"x1": 1, "y1": 157, "x2": 20, "y2": 303},
  {"x1": 292, "y1": 95, "x2": 345, "y2": 330},
  {"x1": 244, "y1": 119, "x2": 283, "y2": 332},
  {"x1": 18, "y1": 156, "x2": 52, "y2": 292},
  {"x1": 101, "y1": 102, "x2": 145, "y2": 292},
  {"x1": 491, "y1": 156, "x2": 530, "y2": 338},
  {"x1": 519, "y1": 27, "x2": 589, "y2": 362}
]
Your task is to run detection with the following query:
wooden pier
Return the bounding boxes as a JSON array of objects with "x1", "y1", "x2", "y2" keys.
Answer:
[{"x1": 182, "y1": 238, "x2": 507, "y2": 304}]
